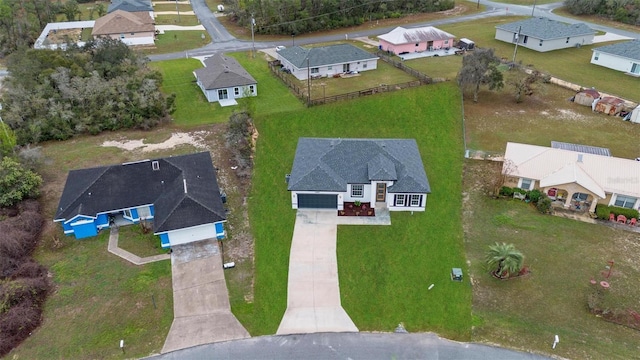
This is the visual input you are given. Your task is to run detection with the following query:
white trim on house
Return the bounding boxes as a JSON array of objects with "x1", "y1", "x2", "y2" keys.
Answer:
[
  {"x1": 609, "y1": 194, "x2": 639, "y2": 209},
  {"x1": 517, "y1": 178, "x2": 535, "y2": 190}
]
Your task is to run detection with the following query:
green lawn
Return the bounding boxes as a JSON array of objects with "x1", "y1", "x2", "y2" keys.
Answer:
[
  {"x1": 15, "y1": 231, "x2": 173, "y2": 359},
  {"x1": 145, "y1": 31, "x2": 211, "y2": 55},
  {"x1": 154, "y1": 15, "x2": 201, "y2": 26},
  {"x1": 149, "y1": 54, "x2": 303, "y2": 126},
  {"x1": 153, "y1": 4, "x2": 193, "y2": 12},
  {"x1": 437, "y1": 16, "x2": 640, "y2": 102},
  {"x1": 241, "y1": 82, "x2": 471, "y2": 338},
  {"x1": 118, "y1": 225, "x2": 168, "y2": 258},
  {"x1": 463, "y1": 160, "x2": 640, "y2": 359}
]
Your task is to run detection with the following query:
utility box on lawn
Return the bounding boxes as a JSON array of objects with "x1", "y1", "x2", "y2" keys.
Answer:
[{"x1": 451, "y1": 268, "x2": 463, "y2": 281}]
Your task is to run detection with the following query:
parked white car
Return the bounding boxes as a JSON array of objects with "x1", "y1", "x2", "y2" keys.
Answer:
[{"x1": 275, "y1": 46, "x2": 286, "y2": 52}]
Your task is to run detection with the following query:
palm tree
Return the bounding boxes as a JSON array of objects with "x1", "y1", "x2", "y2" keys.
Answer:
[{"x1": 486, "y1": 242, "x2": 524, "y2": 279}]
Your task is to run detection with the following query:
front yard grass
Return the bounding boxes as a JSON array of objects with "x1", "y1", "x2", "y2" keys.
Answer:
[
  {"x1": 437, "y1": 16, "x2": 640, "y2": 102},
  {"x1": 117, "y1": 225, "x2": 168, "y2": 258},
  {"x1": 144, "y1": 31, "x2": 211, "y2": 55},
  {"x1": 463, "y1": 160, "x2": 640, "y2": 359},
  {"x1": 14, "y1": 231, "x2": 173, "y2": 359},
  {"x1": 149, "y1": 53, "x2": 303, "y2": 127},
  {"x1": 242, "y1": 82, "x2": 471, "y2": 339},
  {"x1": 154, "y1": 15, "x2": 200, "y2": 26}
]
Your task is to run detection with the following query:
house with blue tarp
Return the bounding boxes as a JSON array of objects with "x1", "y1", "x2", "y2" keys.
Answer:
[{"x1": 54, "y1": 152, "x2": 226, "y2": 248}]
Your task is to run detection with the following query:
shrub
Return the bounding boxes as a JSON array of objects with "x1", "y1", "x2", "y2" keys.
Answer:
[
  {"x1": 536, "y1": 196, "x2": 552, "y2": 214},
  {"x1": 595, "y1": 204, "x2": 639, "y2": 220},
  {"x1": 499, "y1": 186, "x2": 514, "y2": 196},
  {"x1": 527, "y1": 189, "x2": 542, "y2": 203}
]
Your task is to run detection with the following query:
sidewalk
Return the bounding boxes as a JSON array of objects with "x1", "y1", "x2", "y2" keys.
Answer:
[{"x1": 107, "y1": 227, "x2": 170, "y2": 265}]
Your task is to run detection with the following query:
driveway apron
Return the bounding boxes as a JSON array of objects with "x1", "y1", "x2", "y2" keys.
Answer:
[
  {"x1": 278, "y1": 210, "x2": 389, "y2": 335},
  {"x1": 162, "y1": 239, "x2": 249, "y2": 353}
]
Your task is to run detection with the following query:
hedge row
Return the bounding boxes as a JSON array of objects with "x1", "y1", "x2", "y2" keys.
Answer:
[{"x1": 594, "y1": 204, "x2": 639, "y2": 220}]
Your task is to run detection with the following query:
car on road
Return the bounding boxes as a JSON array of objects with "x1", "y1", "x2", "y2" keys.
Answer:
[{"x1": 275, "y1": 46, "x2": 286, "y2": 52}]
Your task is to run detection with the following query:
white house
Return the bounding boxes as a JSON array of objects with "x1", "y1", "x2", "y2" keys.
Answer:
[
  {"x1": 277, "y1": 44, "x2": 379, "y2": 80},
  {"x1": 378, "y1": 26, "x2": 456, "y2": 55},
  {"x1": 91, "y1": 10, "x2": 155, "y2": 46},
  {"x1": 503, "y1": 142, "x2": 640, "y2": 214},
  {"x1": 591, "y1": 40, "x2": 640, "y2": 75},
  {"x1": 193, "y1": 53, "x2": 257, "y2": 105},
  {"x1": 287, "y1": 138, "x2": 431, "y2": 211},
  {"x1": 495, "y1": 17, "x2": 595, "y2": 52}
]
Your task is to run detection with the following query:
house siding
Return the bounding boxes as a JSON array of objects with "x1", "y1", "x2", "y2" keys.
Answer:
[
  {"x1": 495, "y1": 28, "x2": 593, "y2": 52},
  {"x1": 72, "y1": 220, "x2": 99, "y2": 239},
  {"x1": 199, "y1": 84, "x2": 257, "y2": 103},
  {"x1": 379, "y1": 38, "x2": 454, "y2": 55},
  {"x1": 103, "y1": 32, "x2": 155, "y2": 46},
  {"x1": 591, "y1": 52, "x2": 640, "y2": 73},
  {"x1": 344, "y1": 184, "x2": 372, "y2": 203},
  {"x1": 279, "y1": 58, "x2": 378, "y2": 80},
  {"x1": 387, "y1": 193, "x2": 427, "y2": 211}
]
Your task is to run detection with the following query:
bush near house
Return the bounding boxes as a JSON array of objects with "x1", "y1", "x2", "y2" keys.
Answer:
[{"x1": 595, "y1": 204, "x2": 639, "y2": 220}]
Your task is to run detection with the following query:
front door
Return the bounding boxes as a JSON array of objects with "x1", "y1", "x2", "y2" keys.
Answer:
[
  {"x1": 376, "y1": 183, "x2": 386, "y2": 202},
  {"x1": 343, "y1": 63, "x2": 350, "y2": 73}
]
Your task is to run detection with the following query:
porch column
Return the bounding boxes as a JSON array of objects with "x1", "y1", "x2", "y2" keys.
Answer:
[
  {"x1": 563, "y1": 193, "x2": 574, "y2": 208},
  {"x1": 589, "y1": 199, "x2": 598, "y2": 213}
]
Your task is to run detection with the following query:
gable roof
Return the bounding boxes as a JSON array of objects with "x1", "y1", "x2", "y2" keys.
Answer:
[
  {"x1": 92, "y1": 10, "x2": 154, "y2": 36},
  {"x1": 194, "y1": 53, "x2": 257, "y2": 90},
  {"x1": 55, "y1": 152, "x2": 226, "y2": 233},
  {"x1": 503, "y1": 142, "x2": 640, "y2": 199},
  {"x1": 495, "y1": 17, "x2": 594, "y2": 40},
  {"x1": 592, "y1": 40, "x2": 640, "y2": 62},
  {"x1": 288, "y1": 138, "x2": 430, "y2": 194},
  {"x1": 378, "y1": 26, "x2": 455, "y2": 45},
  {"x1": 277, "y1": 44, "x2": 379, "y2": 68},
  {"x1": 108, "y1": 0, "x2": 153, "y2": 13}
]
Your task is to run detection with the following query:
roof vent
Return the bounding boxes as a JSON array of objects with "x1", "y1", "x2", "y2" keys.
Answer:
[
  {"x1": 577, "y1": 154, "x2": 583, "y2": 162},
  {"x1": 152, "y1": 161, "x2": 159, "y2": 171}
]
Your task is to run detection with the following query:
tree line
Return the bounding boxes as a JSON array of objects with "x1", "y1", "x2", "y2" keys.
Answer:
[
  {"x1": 1, "y1": 38, "x2": 175, "y2": 145},
  {"x1": 564, "y1": 0, "x2": 640, "y2": 25},
  {"x1": 222, "y1": 0, "x2": 455, "y2": 35},
  {"x1": 0, "y1": 0, "x2": 107, "y2": 56}
]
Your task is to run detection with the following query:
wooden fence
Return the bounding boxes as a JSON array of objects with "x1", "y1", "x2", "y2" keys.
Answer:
[{"x1": 268, "y1": 54, "x2": 438, "y2": 106}]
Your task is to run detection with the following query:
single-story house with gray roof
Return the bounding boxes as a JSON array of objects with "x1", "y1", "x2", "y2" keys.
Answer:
[
  {"x1": 193, "y1": 53, "x2": 257, "y2": 104},
  {"x1": 108, "y1": 0, "x2": 153, "y2": 18},
  {"x1": 591, "y1": 40, "x2": 640, "y2": 75},
  {"x1": 276, "y1": 44, "x2": 379, "y2": 80},
  {"x1": 495, "y1": 17, "x2": 594, "y2": 52},
  {"x1": 287, "y1": 138, "x2": 430, "y2": 211}
]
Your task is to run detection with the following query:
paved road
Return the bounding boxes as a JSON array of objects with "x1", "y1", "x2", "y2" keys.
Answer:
[
  {"x1": 148, "y1": 0, "x2": 639, "y2": 62},
  {"x1": 149, "y1": 332, "x2": 552, "y2": 359}
]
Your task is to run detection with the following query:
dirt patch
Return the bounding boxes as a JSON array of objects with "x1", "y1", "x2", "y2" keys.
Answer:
[
  {"x1": 101, "y1": 131, "x2": 210, "y2": 152},
  {"x1": 44, "y1": 29, "x2": 82, "y2": 45}
]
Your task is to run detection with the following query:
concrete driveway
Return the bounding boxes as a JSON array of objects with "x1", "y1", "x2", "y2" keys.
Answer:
[
  {"x1": 277, "y1": 209, "x2": 390, "y2": 335},
  {"x1": 162, "y1": 239, "x2": 249, "y2": 353}
]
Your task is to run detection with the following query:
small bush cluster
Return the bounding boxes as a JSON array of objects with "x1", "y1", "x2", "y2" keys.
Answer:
[
  {"x1": 594, "y1": 205, "x2": 639, "y2": 220},
  {"x1": 499, "y1": 187, "x2": 550, "y2": 214},
  {"x1": 0, "y1": 199, "x2": 50, "y2": 357},
  {"x1": 226, "y1": 111, "x2": 255, "y2": 178}
]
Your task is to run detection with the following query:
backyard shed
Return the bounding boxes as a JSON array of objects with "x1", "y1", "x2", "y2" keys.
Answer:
[
  {"x1": 574, "y1": 89, "x2": 600, "y2": 107},
  {"x1": 458, "y1": 38, "x2": 475, "y2": 50},
  {"x1": 630, "y1": 105, "x2": 640, "y2": 123},
  {"x1": 594, "y1": 96, "x2": 625, "y2": 115}
]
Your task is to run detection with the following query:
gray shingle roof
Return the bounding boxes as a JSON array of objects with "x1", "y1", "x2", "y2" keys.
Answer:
[
  {"x1": 592, "y1": 40, "x2": 640, "y2": 62},
  {"x1": 194, "y1": 53, "x2": 257, "y2": 90},
  {"x1": 55, "y1": 152, "x2": 226, "y2": 233},
  {"x1": 108, "y1": 0, "x2": 153, "y2": 13},
  {"x1": 495, "y1": 17, "x2": 594, "y2": 40},
  {"x1": 277, "y1": 44, "x2": 378, "y2": 68},
  {"x1": 288, "y1": 138, "x2": 430, "y2": 194}
]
